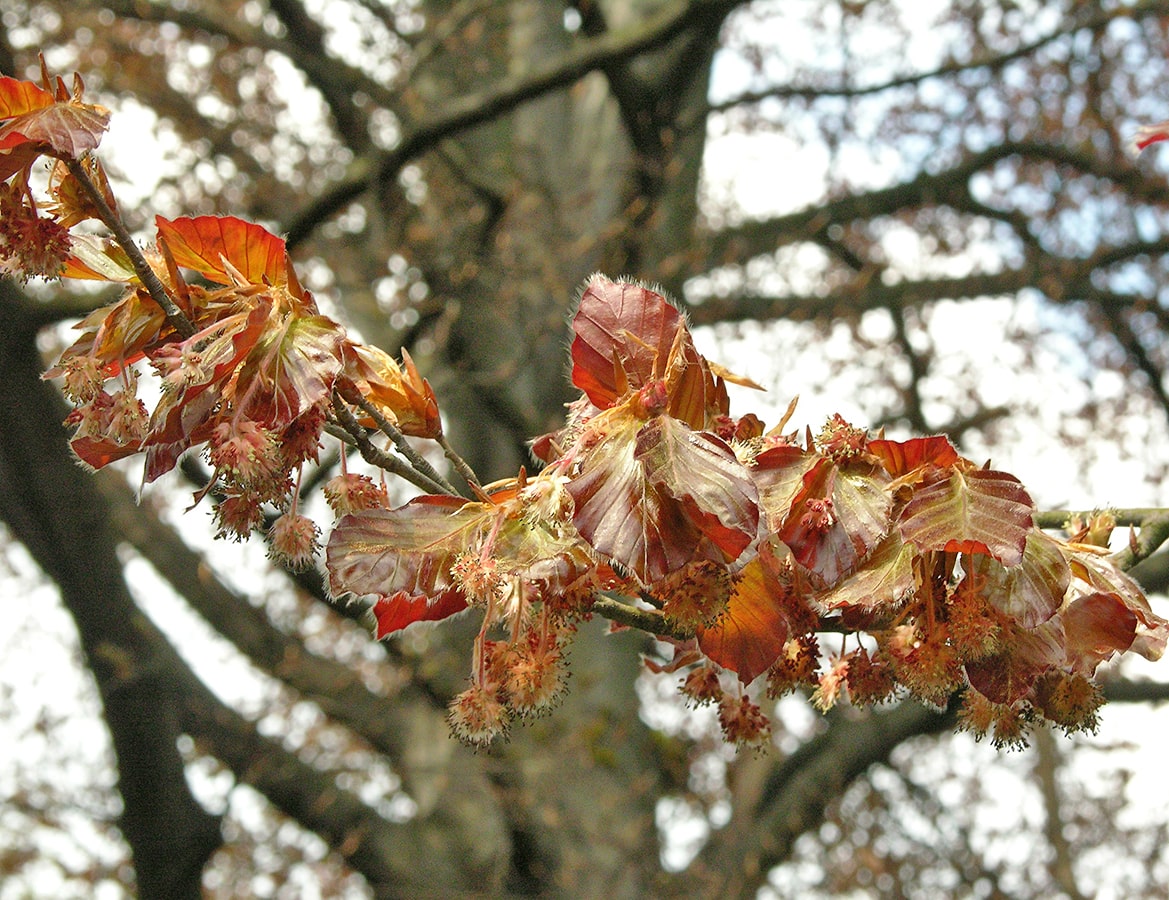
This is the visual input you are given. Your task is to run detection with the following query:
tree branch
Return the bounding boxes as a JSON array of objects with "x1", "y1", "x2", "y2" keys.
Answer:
[{"x1": 283, "y1": 0, "x2": 747, "y2": 247}]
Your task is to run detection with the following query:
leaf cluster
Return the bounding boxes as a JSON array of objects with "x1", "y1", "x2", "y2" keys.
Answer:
[{"x1": 2, "y1": 64, "x2": 1166, "y2": 750}]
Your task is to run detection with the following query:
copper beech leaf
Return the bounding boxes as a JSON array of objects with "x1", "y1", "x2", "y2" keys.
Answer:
[
  {"x1": 0, "y1": 76, "x2": 109, "y2": 159},
  {"x1": 156, "y1": 215, "x2": 287, "y2": 286},
  {"x1": 344, "y1": 344, "x2": 442, "y2": 438},
  {"x1": 897, "y1": 468, "x2": 1034, "y2": 566},
  {"x1": 752, "y1": 444, "x2": 822, "y2": 530},
  {"x1": 567, "y1": 416, "x2": 756, "y2": 584},
  {"x1": 371, "y1": 589, "x2": 469, "y2": 639},
  {"x1": 570, "y1": 275, "x2": 682, "y2": 409},
  {"x1": 698, "y1": 543, "x2": 792, "y2": 683},
  {"x1": 634, "y1": 415, "x2": 759, "y2": 560},
  {"x1": 231, "y1": 314, "x2": 345, "y2": 429},
  {"x1": 327, "y1": 495, "x2": 490, "y2": 602},
  {"x1": 965, "y1": 626, "x2": 1064, "y2": 704},
  {"x1": 663, "y1": 327, "x2": 728, "y2": 431},
  {"x1": 969, "y1": 530, "x2": 1069, "y2": 628},
  {"x1": 817, "y1": 533, "x2": 916, "y2": 612},
  {"x1": 0, "y1": 75, "x2": 54, "y2": 119},
  {"x1": 1059, "y1": 592, "x2": 1138, "y2": 674},
  {"x1": 869, "y1": 435, "x2": 960, "y2": 478},
  {"x1": 778, "y1": 458, "x2": 891, "y2": 586}
]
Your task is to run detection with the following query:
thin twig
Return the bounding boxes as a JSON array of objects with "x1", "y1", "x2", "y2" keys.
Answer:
[
  {"x1": 344, "y1": 391, "x2": 462, "y2": 496},
  {"x1": 436, "y1": 432, "x2": 483, "y2": 491},
  {"x1": 330, "y1": 394, "x2": 453, "y2": 496},
  {"x1": 63, "y1": 156, "x2": 196, "y2": 339}
]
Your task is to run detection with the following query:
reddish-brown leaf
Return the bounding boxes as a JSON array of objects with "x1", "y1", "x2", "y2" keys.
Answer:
[
  {"x1": 778, "y1": 458, "x2": 890, "y2": 586},
  {"x1": 898, "y1": 468, "x2": 1033, "y2": 566},
  {"x1": 698, "y1": 544, "x2": 791, "y2": 683},
  {"x1": 965, "y1": 626, "x2": 1063, "y2": 704},
  {"x1": 70, "y1": 433, "x2": 144, "y2": 470},
  {"x1": 817, "y1": 533, "x2": 916, "y2": 612},
  {"x1": 567, "y1": 415, "x2": 746, "y2": 584},
  {"x1": 570, "y1": 275, "x2": 682, "y2": 408},
  {"x1": 156, "y1": 215, "x2": 287, "y2": 286},
  {"x1": 231, "y1": 314, "x2": 345, "y2": 429},
  {"x1": 752, "y1": 444, "x2": 822, "y2": 530},
  {"x1": 635, "y1": 415, "x2": 759, "y2": 560}
]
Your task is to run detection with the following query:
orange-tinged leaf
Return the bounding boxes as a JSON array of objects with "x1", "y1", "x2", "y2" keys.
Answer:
[
  {"x1": 869, "y1": 435, "x2": 960, "y2": 478},
  {"x1": 698, "y1": 544, "x2": 792, "y2": 683},
  {"x1": 59, "y1": 233, "x2": 137, "y2": 281},
  {"x1": 70, "y1": 433, "x2": 143, "y2": 470},
  {"x1": 664, "y1": 328, "x2": 728, "y2": 430},
  {"x1": 156, "y1": 215, "x2": 287, "y2": 286},
  {"x1": 344, "y1": 343, "x2": 441, "y2": 438},
  {"x1": 1060, "y1": 592, "x2": 1137, "y2": 674},
  {"x1": 0, "y1": 77, "x2": 109, "y2": 158},
  {"x1": 898, "y1": 468, "x2": 1033, "y2": 566},
  {"x1": 0, "y1": 76, "x2": 54, "y2": 118},
  {"x1": 372, "y1": 589, "x2": 469, "y2": 638}
]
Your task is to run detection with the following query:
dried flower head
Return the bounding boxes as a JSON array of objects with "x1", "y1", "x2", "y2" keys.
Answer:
[
  {"x1": 268, "y1": 511, "x2": 320, "y2": 570},
  {"x1": 448, "y1": 683, "x2": 510, "y2": 749},
  {"x1": 323, "y1": 472, "x2": 389, "y2": 515}
]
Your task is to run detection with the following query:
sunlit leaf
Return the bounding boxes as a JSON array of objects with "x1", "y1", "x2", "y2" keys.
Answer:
[
  {"x1": 327, "y1": 495, "x2": 491, "y2": 601},
  {"x1": 156, "y1": 215, "x2": 287, "y2": 286},
  {"x1": 344, "y1": 343, "x2": 442, "y2": 438},
  {"x1": 663, "y1": 327, "x2": 727, "y2": 430},
  {"x1": 898, "y1": 468, "x2": 1033, "y2": 566},
  {"x1": 817, "y1": 533, "x2": 916, "y2": 612},
  {"x1": 59, "y1": 233, "x2": 137, "y2": 282},
  {"x1": 0, "y1": 76, "x2": 54, "y2": 119},
  {"x1": 0, "y1": 76, "x2": 108, "y2": 158}
]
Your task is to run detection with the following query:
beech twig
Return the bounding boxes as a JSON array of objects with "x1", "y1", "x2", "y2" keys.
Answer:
[{"x1": 64, "y1": 156, "x2": 196, "y2": 339}]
